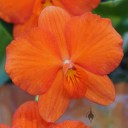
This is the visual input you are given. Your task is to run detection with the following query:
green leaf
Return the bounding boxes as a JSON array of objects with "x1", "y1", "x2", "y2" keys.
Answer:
[
  {"x1": 94, "y1": 0, "x2": 128, "y2": 35},
  {"x1": 0, "y1": 20, "x2": 13, "y2": 85}
]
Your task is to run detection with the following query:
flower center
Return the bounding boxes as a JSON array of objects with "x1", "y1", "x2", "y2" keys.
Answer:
[
  {"x1": 66, "y1": 69, "x2": 77, "y2": 80},
  {"x1": 63, "y1": 59, "x2": 72, "y2": 68},
  {"x1": 63, "y1": 59, "x2": 76, "y2": 77}
]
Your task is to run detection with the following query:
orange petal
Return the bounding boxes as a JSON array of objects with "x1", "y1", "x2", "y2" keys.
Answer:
[
  {"x1": 0, "y1": 125, "x2": 10, "y2": 128},
  {"x1": 13, "y1": 14, "x2": 38, "y2": 37},
  {"x1": 74, "y1": 65, "x2": 115, "y2": 105},
  {"x1": 38, "y1": 6, "x2": 71, "y2": 59},
  {"x1": 53, "y1": 121, "x2": 88, "y2": 128},
  {"x1": 60, "y1": 0, "x2": 100, "y2": 15},
  {"x1": 33, "y1": 0, "x2": 44, "y2": 15},
  {"x1": 66, "y1": 12, "x2": 123, "y2": 75},
  {"x1": 12, "y1": 101, "x2": 49, "y2": 128},
  {"x1": 13, "y1": 0, "x2": 45, "y2": 37},
  {"x1": 0, "y1": 0, "x2": 35, "y2": 23},
  {"x1": 33, "y1": 0, "x2": 53, "y2": 15},
  {"x1": 85, "y1": 77, "x2": 115, "y2": 105},
  {"x1": 64, "y1": 66, "x2": 88, "y2": 98},
  {"x1": 52, "y1": 0, "x2": 65, "y2": 9},
  {"x1": 38, "y1": 70, "x2": 70, "y2": 122},
  {"x1": 5, "y1": 28, "x2": 61, "y2": 95}
]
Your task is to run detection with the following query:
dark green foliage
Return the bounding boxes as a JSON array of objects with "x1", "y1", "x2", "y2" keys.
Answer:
[{"x1": 0, "y1": 20, "x2": 13, "y2": 84}]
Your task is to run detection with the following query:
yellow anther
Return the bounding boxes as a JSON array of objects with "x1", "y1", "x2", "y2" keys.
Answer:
[
  {"x1": 66, "y1": 69, "x2": 76, "y2": 77},
  {"x1": 43, "y1": 0, "x2": 52, "y2": 7}
]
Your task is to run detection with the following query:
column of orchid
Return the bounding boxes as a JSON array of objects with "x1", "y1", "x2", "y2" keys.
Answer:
[{"x1": 0, "y1": 0, "x2": 123, "y2": 128}]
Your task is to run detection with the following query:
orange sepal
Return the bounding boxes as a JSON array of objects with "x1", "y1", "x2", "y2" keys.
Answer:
[
  {"x1": 33, "y1": 0, "x2": 44, "y2": 15},
  {"x1": 13, "y1": 0, "x2": 55, "y2": 37},
  {"x1": 13, "y1": 14, "x2": 38, "y2": 37},
  {"x1": 52, "y1": 0, "x2": 66, "y2": 9},
  {"x1": 0, "y1": 0, "x2": 35, "y2": 23},
  {"x1": 60, "y1": 0, "x2": 100, "y2": 15},
  {"x1": 53, "y1": 121, "x2": 89, "y2": 128},
  {"x1": 6, "y1": 28, "x2": 61, "y2": 95},
  {"x1": 38, "y1": 6, "x2": 71, "y2": 59},
  {"x1": 66, "y1": 12, "x2": 123, "y2": 75},
  {"x1": 33, "y1": 0, "x2": 53, "y2": 15},
  {"x1": 85, "y1": 73, "x2": 115, "y2": 105},
  {"x1": 12, "y1": 101, "x2": 49, "y2": 128},
  {"x1": 38, "y1": 70, "x2": 70, "y2": 122}
]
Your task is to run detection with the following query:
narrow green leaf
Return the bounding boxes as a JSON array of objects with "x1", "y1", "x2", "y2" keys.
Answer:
[{"x1": 0, "y1": 20, "x2": 13, "y2": 85}]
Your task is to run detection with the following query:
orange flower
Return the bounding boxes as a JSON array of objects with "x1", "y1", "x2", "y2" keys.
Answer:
[
  {"x1": 0, "y1": 0, "x2": 100, "y2": 23},
  {"x1": 0, "y1": 101, "x2": 88, "y2": 128},
  {"x1": 0, "y1": 0, "x2": 100, "y2": 37},
  {"x1": 13, "y1": 0, "x2": 53, "y2": 37},
  {"x1": 0, "y1": 0, "x2": 35, "y2": 24},
  {"x1": 52, "y1": 0, "x2": 100, "y2": 15},
  {"x1": 5, "y1": 6, "x2": 123, "y2": 122}
]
